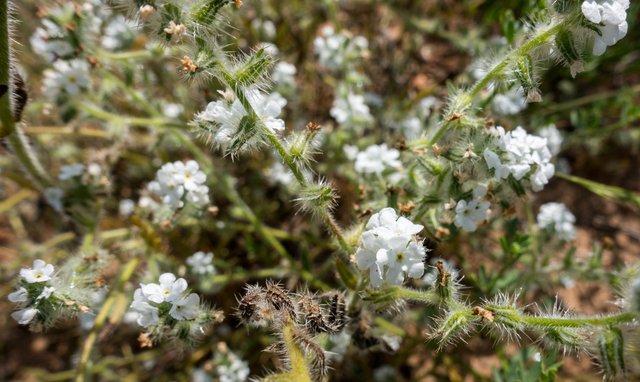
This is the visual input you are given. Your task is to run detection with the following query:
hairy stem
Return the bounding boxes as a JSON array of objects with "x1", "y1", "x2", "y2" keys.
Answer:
[
  {"x1": 75, "y1": 258, "x2": 139, "y2": 382},
  {"x1": 218, "y1": 67, "x2": 353, "y2": 254}
]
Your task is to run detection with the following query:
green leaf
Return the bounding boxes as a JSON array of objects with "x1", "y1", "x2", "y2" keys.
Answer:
[{"x1": 557, "y1": 173, "x2": 640, "y2": 210}]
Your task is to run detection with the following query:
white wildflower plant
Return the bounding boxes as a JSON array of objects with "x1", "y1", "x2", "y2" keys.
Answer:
[
  {"x1": 145, "y1": 160, "x2": 210, "y2": 222},
  {"x1": 8, "y1": 259, "x2": 96, "y2": 329},
  {"x1": 4, "y1": 0, "x2": 639, "y2": 380},
  {"x1": 129, "y1": 272, "x2": 220, "y2": 346}
]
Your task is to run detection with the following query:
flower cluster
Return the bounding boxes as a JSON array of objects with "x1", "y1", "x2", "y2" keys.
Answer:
[
  {"x1": 453, "y1": 185, "x2": 491, "y2": 232},
  {"x1": 537, "y1": 202, "x2": 577, "y2": 241},
  {"x1": 484, "y1": 126, "x2": 555, "y2": 192},
  {"x1": 350, "y1": 144, "x2": 402, "y2": 175},
  {"x1": 147, "y1": 160, "x2": 210, "y2": 211},
  {"x1": 8, "y1": 260, "x2": 88, "y2": 327},
  {"x1": 186, "y1": 251, "x2": 216, "y2": 275},
  {"x1": 129, "y1": 273, "x2": 201, "y2": 328},
  {"x1": 197, "y1": 88, "x2": 287, "y2": 151},
  {"x1": 355, "y1": 208, "x2": 427, "y2": 288},
  {"x1": 330, "y1": 91, "x2": 373, "y2": 129},
  {"x1": 581, "y1": 0, "x2": 629, "y2": 55},
  {"x1": 42, "y1": 59, "x2": 91, "y2": 98},
  {"x1": 313, "y1": 25, "x2": 368, "y2": 71}
]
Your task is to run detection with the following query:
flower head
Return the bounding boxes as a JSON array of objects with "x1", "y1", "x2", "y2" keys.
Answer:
[
  {"x1": 355, "y1": 208, "x2": 426, "y2": 288},
  {"x1": 20, "y1": 260, "x2": 55, "y2": 284}
]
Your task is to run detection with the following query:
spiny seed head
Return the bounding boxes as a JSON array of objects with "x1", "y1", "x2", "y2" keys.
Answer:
[
  {"x1": 297, "y1": 294, "x2": 327, "y2": 335},
  {"x1": 265, "y1": 281, "x2": 297, "y2": 320}
]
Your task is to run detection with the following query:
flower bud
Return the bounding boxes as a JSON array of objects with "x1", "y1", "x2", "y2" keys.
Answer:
[
  {"x1": 232, "y1": 48, "x2": 273, "y2": 88},
  {"x1": 513, "y1": 54, "x2": 541, "y2": 103},
  {"x1": 555, "y1": 29, "x2": 584, "y2": 78},
  {"x1": 431, "y1": 306, "x2": 473, "y2": 347},
  {"x1": 191, "y1": 0, "x2": 233, "y2": 25},
  {"x1": 597, "y1": 327, "x2": 626, "y2": 377}
]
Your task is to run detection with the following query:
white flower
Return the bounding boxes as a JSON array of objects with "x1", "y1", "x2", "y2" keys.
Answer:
[
  {"x1": 272, "y1": 62, "x2": 297, "y2": 88},
  {"x1": 343, "y1": 145, "x2": 359, "y2": 160},
  {"x1": 492, "y1": 87, "x2": 527, "y2": 115},
  {"x1": 330, "y1": 92, "x2": 373, "y2": 127},
  {"x1": 216, "y1": 351, "x2": 251, "y2": 382},
  {"x1": 537, "y1": 202, "x2": 576, "y2": 240},
  {"x1": 20, "y1": 259, "x2": 55, "y2": 283},
  {"x1": 537, "y1": 125, "x2": 563, "y2": 156},
  {"x1": 119, "y1": 199, "x2": 136, "y2": 216},
  {"x1": 169, "y1": 293, "x2": 200, "y2": 320},
  {"x1": 101, "y1": 15, "x2": 137, "y2": 50},
  {"x1": 30, "y1": 19, "x2": 74, "y2": 61},
  {"x1": 87, "y1": 163, "x2": 102, "y2": 177},
  {"x1": 8, "y1": 287, "x2": 28, "y2": 303},
  {"x1": 365, "y1": 207, "x2": 424, "y2": 236},
  {"x1": 58, "y1": 163, "x2": 85, "y2": 180},
  {"x1": 485, "y1": 126, "x2": 555, "y2": 191},
  {"x1": 173, "y1": 160, "x2": 207, "y2": 192},
  {"x1": 313, "y1": 26, "x2": 367, "y2": 70},
  {"x1": 36, "y1": 286, "x2": 56, "y2": 301},
  {"x1": 11, "y1": 308, "x2": 39, "y2": 325},
  {"x1": 130, "y1": 289, "x2": 160, "y2": 327},
  {"x1": 399, "y1": 117, "x2": 422, "y2": 140},
  {"x1": 186, "y1": 252, "x2": 215, "y2": 275},
  {"x1": 44, "y1": 187, "x2": 64, "y2": 211},
  {"x1": 355, "y1": 208, "x2": 426, "y2": 288},
  {"x1": 198, "y1": 89, "x2": 287, "y2": 147},
  {"x1": 148, "y1": 161, "x2": 210, "y2": 210},
  {"x1": 140, "y1": 273, "x2": 188, "y2": 303},
  {"x1": 163, "y1": 102, "x2": 184, "y2": 119},
  {"x1": 354, "y1": 144, "x2": 401, "y2": 174},
  {"x1": 42, "y1": 59, "x2": 91, "y2": 98},
  {"x1": 581, "y1": 0, "x2": 629, "y2": 55},
  {"x1": 454, "y1": 198, "x2": 490, "y2": 232}
]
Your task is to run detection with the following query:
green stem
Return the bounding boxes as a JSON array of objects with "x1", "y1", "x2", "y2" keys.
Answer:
[
  {"x1": 75, "y1": 258, "x2": 139, "y2": 382},
  {"x1": 468, "y1": 22, "x2": 563, "y2": 99},
  {"x1": 0, "y1": 1, "x2": 53, "y2": 189},
  {"x1": 0, "y1": 0, "x2": 10, "y2": 138},
  {"x1": 521, "y1": 311, "x2": 638, "y2": 328},
  {"x1": 80, "y1": 103, "x2": 170, "y2": 127}
]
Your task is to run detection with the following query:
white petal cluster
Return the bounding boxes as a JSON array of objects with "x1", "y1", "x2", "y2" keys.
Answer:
[
  {"x1": 355, "y1": 208, "x2": 426, "y2": 288},
  {"x1": 352, "y1": 144, "x2": 402, "y2": 175},
  {"x1": 20, "y1": 259, "x2": 55, "y2": 284},
  {"x1": 272, "y1": 62, "x2": 297, "y2": 88},
  {"x1": 397, "y1": 96, "x2": 439, "y2": 139},
  {"x1": 198, "y1": 89, "x2": 287, "y2": 147},
  {"x1": 147, "y1": 160, "x2": 210, "y2": 210},
  {"x1": 58, "y1": 163, "x2": 85, "y2": 181},
  {"x1": 537, "y1": 125, "x2": 563, "y2": 156},
  {"x1": 330, "y1": 92, "x2": 373, "y2": 128},
  {"x1": 101, "y1": 15, "x2": 137, "y2": 50},
  {"x1": 537, "y1": 202, "x2": 576, "y2": 241},
  {"x1": 42, "y1": 59, "x2": 91, "y2": 98},
  {"x1": 30, "y1": 19, "x2": 74, "y2": 61},
  {"x1": 484, "y1": 126, "x2": 555, "y2": 192},
  {"x1": 492, "y1": 87, "x2": 527, "y2": 116},
  {"x1": 8, "y1": 260, "x2": 58, "y2": 325},
  {"x1": 581, "y1": 0, "x2": 629, "y2": 55},
  {"x1": 130, "y1": 273, "x2": 201, "y2": 328},
  {"x1": 313, "y1": 26, "x2": 368, "y2": 70},
  {"x1": 186, "y1": 251, "x2": 216, "y2": 275},
  {"x1": 29, "y1": 2, "x2": 76, "y2": 61},
  {"x1": 44, "y1": 187, "x2": 64, "y2": 211},
  {"x1": 453, "y1": 185, "x2": 491, "y2": 232}
]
